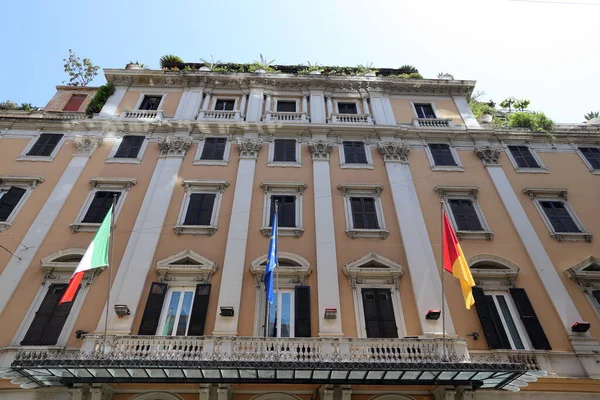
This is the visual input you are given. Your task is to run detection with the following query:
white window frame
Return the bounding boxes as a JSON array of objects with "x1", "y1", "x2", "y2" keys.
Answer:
[
  {"x1": 410, "y1": 101, "x2": 440, "y2": 119},
  {"x1": 193, "y1": 136, "x2": 232, "y2": 166},
  {"x1": 576, "y1": 146, "x2": 600, "y2": 175},
  {"x1": 267, "y1": 137, "x2": 302, "y2": 167},
  {"x1": 156, "y1": 286, "x2": 197, "y2": 336},
  {"x1": 134, "y1": 93, "x2": 166, "y2": 111},
  {"x1": 174, "y1": 180, "x2": 228, "y2": 236},
  {"x1": 504, "y1": 143, "x2": 548, "y2": 173},
  {"x1": 260, "y1": 182, "x2": 306, "y2": 238},
  {"x1": 273, "y1": 98, "x2": 300, "y2": 113},
  {"x1": 70, "y1": 177, "x2": 136, "y2": 233},
  {"x1": 11, "y1": 248, "x2": 92, "y2": 347},
  {"x1": 434, "y1": 186, "x2": 494, "y2": 240},
  {"x1": 17, "y1": 132, "x2": 66, "y2": 162},
  {"x1": 334, "y1": 99, "x2": 362, "y2": 114},
  {"x1": 424, "y1": 142, "x2": 464, "y2": 171},
  {"x1": 338, "y1": 140, "x2": 375, "y2": 169},
  {"x1": 566, "y1": 256, "x2": 600, "y2": 319},
  {"x1": 338, "y1": 184, "x2": 388, "y2": 239},
  {"x1": 265, "y1": 289, "x2": 296, "y2": 338},
  {"x1": 487, "y1": 291, "x2": 533, "y2": 351},
  {"x1": 106, "y1": 134, "x2": 149, "y2": 164},
  {"x1": 523, "y1": 188, "x2": 592, "y2": 242},
  {"x1": 211, "y1": 97, "x2": 239, "y2": 111},
  {"x1": 0, "y1": 175, "x2": 44, "y2": 232}
]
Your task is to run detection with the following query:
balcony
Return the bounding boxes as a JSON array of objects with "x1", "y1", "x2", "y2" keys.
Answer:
[
  {"x1": 330, "y1": 113, "x2": 373, "y2": 125},
  {"x1": 5, "y1": 335, "x2": 537, "y2": 390},
  {"x1": 413, "y1": 118, "x2": 452, "y2": 128},
  {"x1": 197, "y1": 110, "x2": 242, "y2": 121},
  {"x1": 119, "y1": 110, "x2": 163, "y2": 120},
  {"x1": 264, "y1": 111, "x2": 309, "y2": 123},
  {"x1": 0, "y1": 109, "x2": 88, "y2": 120}
]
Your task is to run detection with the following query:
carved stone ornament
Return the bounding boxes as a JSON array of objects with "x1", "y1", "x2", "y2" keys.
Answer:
[
  {"x1": 308, "y1": 140, "x2": 334, "y2": 160},
  {"x1": 377, "y1": 141, "x2": 410, "y2": 163},
  {"x1": 237, "y1": 139, "x2": 263, "y2": 159},
  {"x1": 474, "y1": 146, "x2": 502, "y2": 166},
  {"x1": 74, "y1": 135, "x2": 103, "y2": 155},
  {"x1": 159, "y1": 136, "x2": 192, "y2": 157}
]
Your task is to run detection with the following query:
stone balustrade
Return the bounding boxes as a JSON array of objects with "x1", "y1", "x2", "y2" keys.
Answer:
[
  {"x1": 330, "y1": 113, "x2": 373, "y2": 125},
  {"x1": 119, "y1": 110, "x2": 163, "y2": 120},
  {"x1": 263, "y1": 112, "x2": 309, "y2": 123},
  {"x1": 197, "y1": 110, "x2": 242, "y2": 121},
  {"x1": 413, "y1": 118, "x2": 452, "y2": 128}
]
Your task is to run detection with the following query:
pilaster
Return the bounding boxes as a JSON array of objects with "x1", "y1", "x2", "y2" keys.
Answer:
[
  {"x1": 310, "y1": 90, "x2": 327, "y2": 123},
  {"x1": 368, "y1": 91, "x2": 396, "y2": 125},
  {"x1": 245, "y1": 89, "x2": 265, "y2": 122},
  {"x1": 308, "y1": 140, "x2": 344, "y2": 336},
  {"x1": 452, "y1": 95, "x2": 481, "y2": 129},
  {"x1": 213, "y1": 139, "x2": 262, "y2": 335},
  {"x1": 175, "y1": 88, "x2": 205, "y2": 120}
]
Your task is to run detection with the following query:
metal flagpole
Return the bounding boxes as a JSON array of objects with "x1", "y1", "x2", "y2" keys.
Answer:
[
  {"x1": 440, "y1": 200, "x2": 447, "y2": 361},
  {"x1": 103, "y1": 195, "x2": 117, "y2": 353},
  {"x1": 274, "y1": 201, "x2": 279, "y2": 356}
]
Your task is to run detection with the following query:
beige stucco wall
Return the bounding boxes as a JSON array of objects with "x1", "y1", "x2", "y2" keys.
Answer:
[
  {"x1": 389, "y1": 98, "x2": 464, "y2": 125},
  {"x1": 434, "y1": 99, "x2": 464, "y2": 125},
  {"x1": 116, "y1": 90, "x2": 183, "y2": 117},
  {"x1": 390, "y1": 98, "x2": 414, "y2": 123}
]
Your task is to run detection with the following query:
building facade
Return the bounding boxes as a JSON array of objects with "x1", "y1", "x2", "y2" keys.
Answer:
[{"x1": 0, "y1": 67, "x2": 599, "y2": 400}]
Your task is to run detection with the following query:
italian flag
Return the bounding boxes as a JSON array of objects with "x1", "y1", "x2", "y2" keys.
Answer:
[
  {"x1": 442, "y1": 210, "x2": 475, "y2": 309},
  {"x1": 59, "y1": 206, "x2": 112, "y2": 304}
]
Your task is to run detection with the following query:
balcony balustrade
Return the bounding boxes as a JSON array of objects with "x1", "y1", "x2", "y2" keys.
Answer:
[
  {"x1": 119, "y1": 110, "x2": 163, "y2": 120},
  {"x1": 413, "y1": 118, "x2": 452, "y2": 128},
  {"x1": 330, "y1": 113, "x2": 373, "y2": 125},
  {"x1": 197, "y1": 110, "x2": 242, "y2": 121},
  {"x1": 264, "y1": 112, "x2": 309, "y2": 123}
]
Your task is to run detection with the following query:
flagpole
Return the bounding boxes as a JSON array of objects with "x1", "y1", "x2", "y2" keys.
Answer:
[
  {"x1": 274, "y1": 201, "x2": 279, "y2": 356},
  {"x1": 440, "y1": 200, "x2": 447, "y2": 361},
  {"x1": 103, "y1": 195, "x2": 117, "y2": 353}
]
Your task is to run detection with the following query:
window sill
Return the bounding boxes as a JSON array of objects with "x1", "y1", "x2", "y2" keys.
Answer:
[
  {"x1": 16, "y1": 155, "x2": 55, "y2": 162},
  {"x1": 346, "y1": 229, "x2": 389, "y2": 239},
  {"x1": 193, "y1": 159, "x2": 228, "y2": 166},
  {"x1": 70, "y1": 222, "x2": 100, "y2": 233},
  {"x1": 340, "y1": 163, "x2": 375, "y2": 170},
  {"x1": 456, "y1": 230, "x2": 494, "y2": 241},
  {"x1": 431, "y1": 166, "x2": 464, "y2": 172},
  {"x1": 260, "y1": 227, "x2": 304, "y2": 238},
  {"x1": 514, "y1": 167, "x2": 549, "y2": 174},
  {"x1": 106, "y1": 157, "x2": 142, "y2": 164},
  {"x1": 174, "y1": 225, "x2": 218, "y2": 236},
  {"x1": 550, "y1": 232, "x2": 593, "y2": 243},
  {"x1": 267, "y1": 161, "x2": 302, "y2": 168},
  {"x1": 0, "y1": 222, "x2": 12, "y2": 232}
]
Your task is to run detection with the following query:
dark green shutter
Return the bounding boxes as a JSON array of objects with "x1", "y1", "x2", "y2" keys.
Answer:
[
  {"x1": 82, "y1": 191, "x2": 120, "y2": 223},
  {"x1": 473, "y1": 287, "x2": 511, "y2": 349},
  {"x1": 509, "y1": 288, "x2": 552, "y2": 350},
  {"x1": 362, "y1": 288, "x2": 397, "y2": 338},
  {"x1": 294, "y1": 286, "x2": 311, "y2": 337},
  {"x1": 187, "y1": 284, "x2": 211, "y2": 336},
  {"x1": 115, "y1": 136, "x2": 144, "y2": 158},
  {"x1": 138, "y1": 282, "x2": 168, "y2": 335},
  {"x1": 0, "y1": 187, "x2": 26, "y2": 221},
  {"x1": 27, "y1": 133, "x2": 63, "y2": 156}
]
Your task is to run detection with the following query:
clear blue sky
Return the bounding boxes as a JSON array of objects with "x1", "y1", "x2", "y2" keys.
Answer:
[{"x1": 2, "y1": 0, "x2": 598, "y2": 122}]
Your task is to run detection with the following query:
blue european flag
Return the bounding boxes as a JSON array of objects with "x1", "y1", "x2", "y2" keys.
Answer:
[{"x1": 264, "y1": 206, "x2": 278, "y2": 304}]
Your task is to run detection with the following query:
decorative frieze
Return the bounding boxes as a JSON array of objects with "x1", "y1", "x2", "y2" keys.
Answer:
[
  {"x1": 159, "y1": 136, "x2": 192, "y2": 157},
  {"x1": 237, "y1": 139, "x2": 263, "y2": 158},
  {"x1": 74, "y1": 135, "x2": 103, "y2": 156},
  {"x1": 308, "y1": 140, "x2": 334, "y2": 160},
  {"x1": 377, "y1": 141, "x2": 410, "y2": 163},
  {"x1": 475, "y1": 146, "x2": 502, "y2": 166}
]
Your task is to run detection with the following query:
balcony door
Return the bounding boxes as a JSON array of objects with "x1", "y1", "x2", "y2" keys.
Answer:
[{"x1": 362, "y1": 288, "x2": 398, "y2": 338}]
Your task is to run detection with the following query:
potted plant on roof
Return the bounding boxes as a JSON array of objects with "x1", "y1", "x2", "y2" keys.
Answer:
[
  {"x1": 357, "y1": 62, "x2": 378, "y2": 77},
  {"x1": 159, "y1": 54, "x2": 184, "y2": 70},
  {"x1": 126, "y1": 61, "x2": 147, "y2": 70},
  {"x1": 199, "y1": 55, "x2": 222, "y2": 72},
  {"x1": 250, "y1": 54, "x2": 276, "y2": 74}
]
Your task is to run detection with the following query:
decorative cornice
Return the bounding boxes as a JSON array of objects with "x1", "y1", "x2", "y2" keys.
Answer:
[
  {"x1": 377, "y1": 141, "x2": 410, "y2": 163},
  {"x1": 74, "y1": 135, "x2": 102, "y2": 156},
  {"x1": 0, "y1": 175, "x2": 44, "y2": 187},
  {"x1": 338, "y1": 183, "x2": 384, "y2": 197},
  {"x1": 434, "y1": 186, "x2": 479, "y2": 199},
  {"x1": 522, "y1": 187, "x2": 568, "y2": 200},
  {"x1": 468, "y1": 254, "x2": 520, "y2": 290},
  {"x1": 89, "y1": 177, "x2": 137, "y2": 189},
  {"x1": 155, "y1": 249, "x2": 217, "y2": 283},
  {"x1": 308, "y1": 140, "x2": 334, "y2": 160},
  {"x1": 565, "y1": 256, "x2": 600, "y2": 290},
  {"x1": 474, "y1": 146, "x2": 502, "y2": 166},
  {"x1": 260, "y1": 181, "x2": 307, "y2": 194},
  {"x1": 237, "y1": 139, "x2": 263, "y2": 159},
  {"x1": 343, "y1": 253, "x2": 404, "y2": 288},
  {"x1": 159, "y1": 136, "x2": 192, "y2": 157},
  {"x1": 182, "y1": 179, "x2": 229, "y2": 193}
]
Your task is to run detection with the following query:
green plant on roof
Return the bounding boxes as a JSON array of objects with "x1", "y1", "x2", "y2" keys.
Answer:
[
  {"x1": 397, "y1": 65, "x2": 419, "y2": 75},
  {"x1": 85, "y1": 82, "x2": 115, "y2": 116},
  {"x1": 63, "y1": 49, "x2": 99, "y2": 87},
  {"x1": 584, "y1": 111, "x2": 599, "y2": 121},
  {"x1": 298, "y1": 61, "x2": 322, "y2": 74},
  {"x1": 249, "y1": 54, "x2": 277, "y2": 73},
  {"x1": 159, "y1": 54, "x2": 184, "y2": 69},
  {"x1": 129, "y1": 61, "x2": 148, "y2": 69},
  {"x1": 357, "y1": 62, "x2": 378, "y2": 75},
  {"x1": 507, "y1": 111, "x2": 553, "y2": 132},
  {"x1": 200, "y1": 55, "x2": 223, "y2": 70},
  {"x1": 500, "y1": 97, "x2": 517, "y2": 113},
  {"x1": 513, "y1": 99, "x2": 531, "y2": 112},
  {"x1": 0, "y1": 100, "x2": 33, "y2": 111}
]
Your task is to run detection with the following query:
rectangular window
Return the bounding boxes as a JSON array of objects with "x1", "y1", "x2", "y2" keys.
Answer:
[
  {"x1": 343, "y1": 141, "x2": 368, "y2": 164},
  {"x1": 200, "y1": 138, "x2": 227, "y2": 160},
  {"x1": 338, "y1": 102, "x2": 358, "y2": 114},
  {"x1": 270, "y1": 195, "x2": 296, "y2": 228},
  {"x1": 63, "y1": 94, "x2": 87, "y2": 112},
  {"x1": 448, "y1": 199, "x2": 484, "y2": 231},
  {"x1": 160, "y1": 288, "x2": 195, "y2": 336},
  {"x1": 579, "y1": 147, "x2": 600, "y2": 170},
  {"x1": 508, "y1": 146, "x2": 540, "y2": 168},
  {"x1": 267, "y1": 290, "x2": 295, "y2": 338},
  {"x1": 429, "y1": 144, "x2": 457, "y2": 166},
  {"x1": 82, "y1": 191, "x2": 121, "y2": 223},
  {"x1": 350, "y1": 197, "x2": 380, "y2": 229},
  {"x1": 539, "y1": 201, "x2": 581, "y2": 233},
  {"x1": 27, "y1": 133, "x2": 63, "y2": 157},
  {"x1": 592, "y1": 290, "x2": 600, "y2": 308},
  {"x1": 183, "y1": 193, "x2": 216, "y2": 226},
  {"x1": 139, "y1": 95, "x2": 162, "y2": 110},
  {"x1": 362, "y1": 288, "x2": 398, "y2": 338},
  {"x1": 273, "y1": 139, "x2": 296, "y2": 162},
  {"x1": 114, "y1": 136, "x2": 145, "y2": 159},
  {"x1": 215, "y1": 99, "x2": 235, "y2": 111},
  {"x1": 276, "y1": 101, "x2": 296, "y2": 112},
  {"x1": 0, "y1": 187, "x2": 26, "y2": 221},
  {"x1": 414, "y1": 103, "x2": 436, "y2": 119}
]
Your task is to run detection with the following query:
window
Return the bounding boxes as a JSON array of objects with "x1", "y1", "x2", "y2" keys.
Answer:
[
  {"x1": 339, "y1": 184, "x2": 388, "y2": 239},
  {"x1": 435, "y1": 186, "x2": 492, "y2": 240},
  {"x1": 175, "y1": 180, "x2": 228, "y2": 235},
  {"x1": 362, "y1": 289, "x2": 398, "y2": 338},
  {"x1": 566, "y1": 256, "x2": 600, "y2": 319},
  {"x1": 507, "y1": 145, "x2": 540, "y2": 169},
  {"x1": 578, "y1": 147, "x2": 600, "y2": 172},
  {"x1": 114, "y1": 135, "x2": 145, "y2": 159},
  {"x1": 139, "y1": 95, "x2": 162, "y2": 111},
  {"x1": 267, "y1": 289, "x2": 295, "y2": 338},
  {"x1": 26, "y1": 133, "x2": 64, "y2": 157},
  {"x1": 448, "y1": 199, "x2": 483, "y2": 231},
  {"x1": 159, "y1": 288, "x2": 195, "y2": 336},
  {"x1": 343, "y1": 141, "x2": 368, "y2": 164},
  {"x1": 337, "y1": 102, "x2": 358, "y2": 114},
  {"x1": 215, "y1": 99, "x2": 235, "y2": 111},
  {"x1": 273, "y1": 139, "x2": 296, "y2": 162},
  {"x1": 260, "y1": 182, "x2": 305, "y2": 237},
  {"x1": 200, "y1": 138, "x2": 227, "y2": 161},
  {"x1": 63, "y1": 94, "x2": 87, "y2": 112},
  {"x1": 0, "y1": 187, "x2": 26, "y2": 222},
  {"x1": 81, "y1": 191, "x2": 121, "y2": 223},
  {"x1": 414, "y1": 103, "x2": 436, "y2": 119},
  {"x1": 276, "y1": 101, "x2": 296, "y2": 112},
  {"x1": 539, "y1": 201, "x2": 580, "y2": 233},
  {"x1": 428, "y1": 144, "x2": 457, "y2": 166},
  {"x1": 0, "y1": 176, "x2": 42, "y2": 231}
]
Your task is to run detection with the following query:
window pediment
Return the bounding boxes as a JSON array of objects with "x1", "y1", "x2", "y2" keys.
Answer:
[
  {"x1": 89, "y1": 177, "x2": 137, "y2": 190},
  {"x1": 40, "y1": 248, "x2": 94, "y2": 283},
  {"x1": 250, "y1": 252, "x2": 312, "y2": 286},
  {"x1": 0, "y1": 175, "x2": 44, "y2": 187},
  {"x1": 343, "y1": 253, "x2": 403, "y2": 287},
  {"x1": 155, "y1": 250, "x2": 217, "y2": 283},
  {"x1": 566, "y1": 256, "x2": 600, "y2": 290},
  {"x1": 468, "y1": 254, "x2": 519, "y2": 290}
]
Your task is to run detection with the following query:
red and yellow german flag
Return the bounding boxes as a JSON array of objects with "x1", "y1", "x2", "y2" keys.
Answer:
[{"x1": 442, "y1": 211, "x2": 475, "y2": 309}]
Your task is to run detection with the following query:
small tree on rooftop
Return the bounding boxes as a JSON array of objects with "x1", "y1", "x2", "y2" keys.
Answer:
[
  {"x1": 63, "y1": 49, "x2": 99, "y2": 86},
  {"x1": 584, "y1": 111, "x2": 599, "y2": 121},
  {"x1": 513, "y1": 99, "x2": 531, "y2": 112},
  {"x1": 500, "y1": 97, "x2": 516, "y2": 113}
]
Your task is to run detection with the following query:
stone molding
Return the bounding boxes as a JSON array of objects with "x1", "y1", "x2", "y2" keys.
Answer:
[
  {"x1": 523, "y1": 187, "x2": 568, "y2": 200},
  {"x1": 89, "y1": 177, "x2": 137, "y2": 189},
  {"x1": 182, "y1": 179, "x2": 229, "y2": 193},
  {"x1": 250, "y1": 252, "x2": 312, "y2": 287},
  {"x1": 237, "y1": 139, "x2": 263, "y2": 159},
  {"x1": 343, "y1": 253, "x2": 404, "y2": 289},
  {"x1": 159, "y1": 136, "x2": 192, "y2": 157},
  {"x1": 565, "y1": 256, "x2": 600, "y2": 290},
  {"x1": 468, "y1": 254, "x2": 520, "y2": 290},
  {"x1": 155, "y1": 249, "x2": 217, "y2": 283},
  {"x1": 74, "y1": 135, "x2": 103, "y2": 156},
  {"x1": 0, "y1": 175, "x2": 44, "y2": 187},
  {"x1": 475, "y1": 146, "x2": 502, "y2": 166},
  {"x1": 308, "y1": 140, "x2": 334, "y2": 160},
  {"x1": 260, "y1": 181, "x2": 307, "y2": 195},
  {"x1": 377, "y1": 141, "x2": 410, "y2": 163}
]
